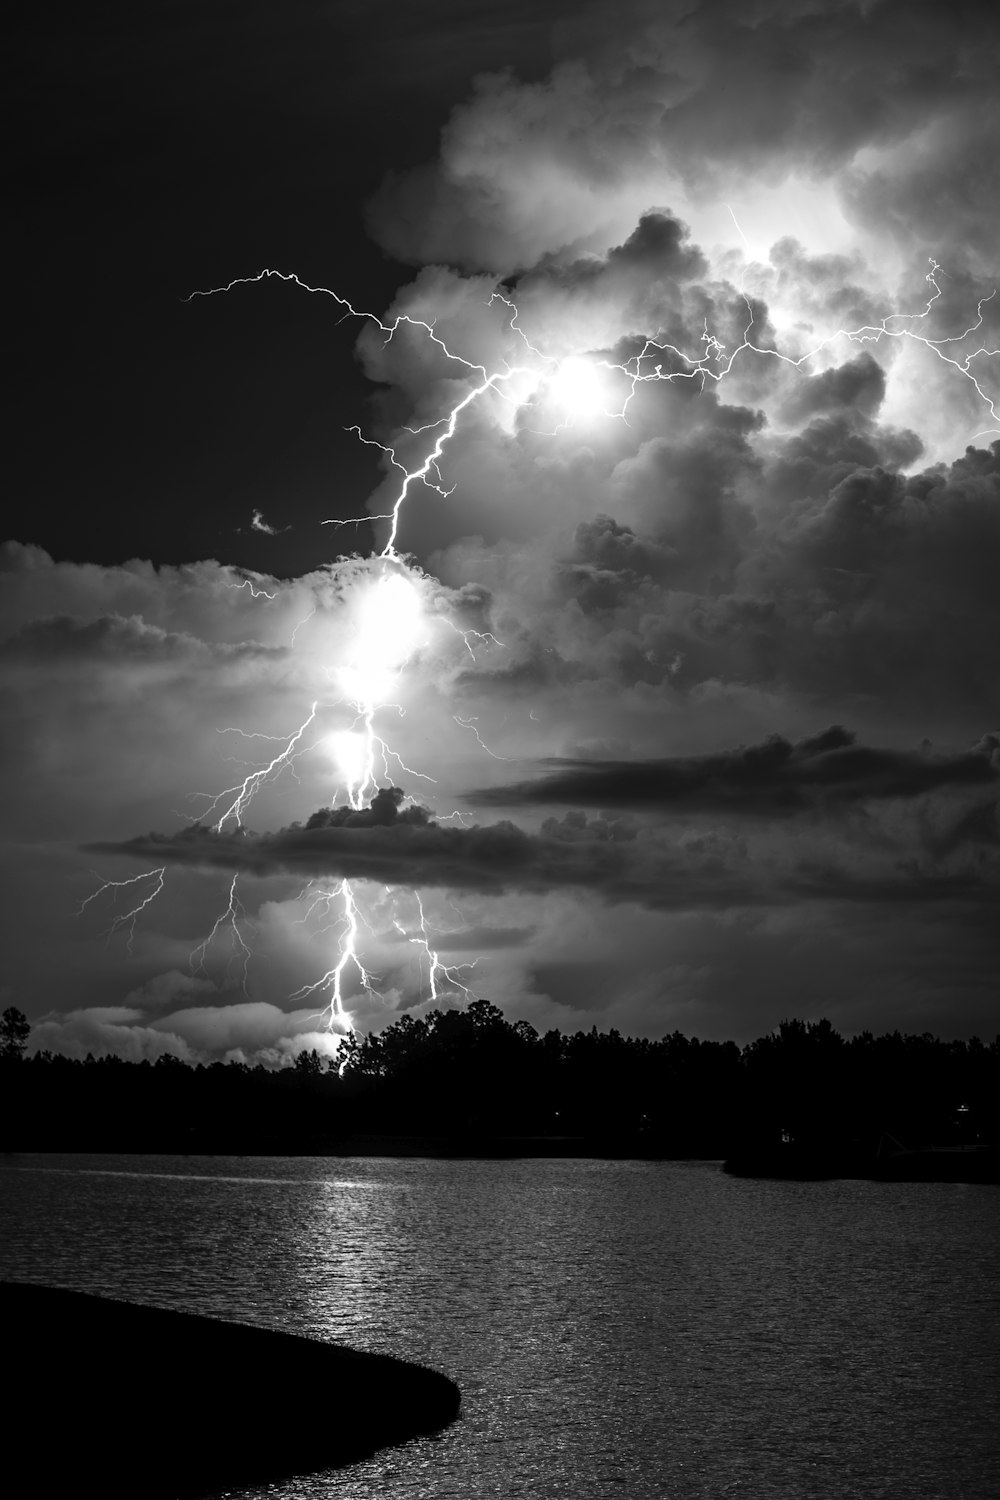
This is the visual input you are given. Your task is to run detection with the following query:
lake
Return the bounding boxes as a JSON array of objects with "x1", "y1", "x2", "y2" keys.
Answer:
[{"x1": 1, "y1": 1154, "x2": 997, "y2": 1499}]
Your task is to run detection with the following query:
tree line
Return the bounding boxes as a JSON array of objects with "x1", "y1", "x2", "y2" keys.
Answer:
[{"x1": 1, "y1": 1002, "x2": 997, "y2": 1157}]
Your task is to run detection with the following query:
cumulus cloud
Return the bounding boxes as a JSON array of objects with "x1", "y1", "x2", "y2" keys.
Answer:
[
  {"x1": 146, "y1": 1001, "x2": 346, "y2": 1058},
  {"x1": 30, "y1": 1008, "x2": 196, "y2": 1064},
  {"x1": 444, "y1": 437, "x2": 1000, "y2": 730},
  {"x1": 30, "y1": 1001, "x2": 346, "y2": 1067},
  {"x1": 369, "y1": 0, "x2": 999, "y2": 276}
]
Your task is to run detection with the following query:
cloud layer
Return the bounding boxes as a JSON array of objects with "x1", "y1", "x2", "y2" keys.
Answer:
[
  {"x1": 477, "y1": 728, "x2": 1000, "y2": 814},
  {"x1": 91, "y1": 721, "x2": 1000, "y2": 913}
]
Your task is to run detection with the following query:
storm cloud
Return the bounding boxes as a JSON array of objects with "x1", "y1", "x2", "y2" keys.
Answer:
[{"x1": 5, "y1": 0, "x2": 999, "y2": 1055}]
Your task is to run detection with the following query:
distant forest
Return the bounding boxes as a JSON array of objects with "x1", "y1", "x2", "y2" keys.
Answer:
[{"x1": 2, "y1": 1001, "x2": 998, "y2": 1160}]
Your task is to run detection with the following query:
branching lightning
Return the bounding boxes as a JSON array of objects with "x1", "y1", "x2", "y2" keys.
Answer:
[
  {"x1": 86, "y1": 248, "x2": 998, "y2": 1055},
  {"x1": 612, "y1": 259, "x2": 999, "y2": 432},
  {"x1": 441, "y1": 617, "x2": 505, "y2": 661},
  {"x1": 454, "y1": 716, "x2": 510, "y2": 761},
  {"x1": 198, "y1": 703, "x2": 322, "y2": 830},
  {"x1": 79, "y1": 868, "x2": 166, "y2": 952},
  {"x1": 191, "y1": 874, "x2": 252, "y2": 995},
  {"x1": 289, "y1": 878, "x2": 383, "y2": 1030},
  {"x1": 185, "y1": 268, "x2": 536, "y2": 557},
  {"x1": 393, "y1": 892, "x2": 478, "y2": 1005},
  {"x1": 206, "y1": 257, "x2": 995, "y2": 557}
]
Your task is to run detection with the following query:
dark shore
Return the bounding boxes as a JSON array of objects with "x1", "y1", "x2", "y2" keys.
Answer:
[
  {"x1": 1, "y1": 1281, "x2": 460, "y2": 1498},
  {"x1": 723, "y1": 1143, "x2": 1000, "y2": 1183},
  {"x1": 42, "y1": 1130, "x2": 704, "y2": 1158}
]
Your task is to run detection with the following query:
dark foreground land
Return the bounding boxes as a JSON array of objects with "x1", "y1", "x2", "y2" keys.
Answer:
[{"x1": 1, "y1": 1282, "x2": 461, "y2": 1498}]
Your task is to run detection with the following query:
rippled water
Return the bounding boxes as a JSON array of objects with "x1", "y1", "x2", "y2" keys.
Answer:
[{"x1": 1, "y1": 1154, "x2": 998, "y2": 1499}]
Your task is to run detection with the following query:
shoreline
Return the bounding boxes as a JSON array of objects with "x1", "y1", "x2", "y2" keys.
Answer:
[{"x1": 6, "y1": 1140, "x2": 999, "y2": 1180}]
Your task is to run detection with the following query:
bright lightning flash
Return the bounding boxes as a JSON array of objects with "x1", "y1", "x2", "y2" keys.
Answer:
[
  {"x1": 544, "y1": 357, "x2": 615, "y2": 422},
  {"x1": 327, "y1": 568, "x2": 436, "y2": 816},
  {"x1": 337, "y1": 571, "x2": 425, "y2": 709}
]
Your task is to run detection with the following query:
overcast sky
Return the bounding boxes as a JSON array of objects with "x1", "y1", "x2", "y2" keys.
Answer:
[{"x1": 6, "y1": 0, "x2": 999, "y2": 1064}]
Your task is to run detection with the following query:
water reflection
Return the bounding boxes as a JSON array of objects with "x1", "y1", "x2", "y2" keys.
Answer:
[{"x1": 1, "y1": 1155, "x2": 998, "y2": 1500}]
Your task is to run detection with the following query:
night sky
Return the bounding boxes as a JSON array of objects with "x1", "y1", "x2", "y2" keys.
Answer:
[{"x1": 6, "y1": 0, "x2": 999, "y2": 1064}]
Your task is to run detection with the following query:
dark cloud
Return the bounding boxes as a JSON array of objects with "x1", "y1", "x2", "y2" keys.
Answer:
[
  {"x1": 570, "y1": 513, "x2": 679, "y2": 582},
  {"x1": 86, "y1": 803, "x2": 658, "y2": 904},
  {"x1": 529, "y1": 958, "x2": 623, "y2": 1012},
  {"x1": 601, "y1": 211, "x2": 709, "y2": 280},
  {"x1": 303, "y1": 786, "x2": 431, "y2": 830},
  {"x1": 473, "y1": 728, "x2": 1000, "y2": 814},
  {"x1": 528, "y1": 211, "x2": 710, "y2": 295},
  {"x1": 764, "y1": 412, "x2": 924, "y2": 507},
  {"x1": 435, "y1": 924, "x2": 538, "y2": 952},
  {"x1": 777, "y1": 351, "x2": 887, "y2": 424},
  {"x1": 455, "y1": 439, "x2": 1000, "y2": 721}
]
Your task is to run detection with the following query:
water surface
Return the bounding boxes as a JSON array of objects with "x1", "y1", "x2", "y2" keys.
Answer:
[{"x1": 1, "y1": 1154, "x2": 997, "y2": 1499}]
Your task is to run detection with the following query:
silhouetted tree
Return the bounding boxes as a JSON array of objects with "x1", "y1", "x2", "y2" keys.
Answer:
[
  {"x1": 294, "y1": 1049, "x2": 327, "y2": 1075},
  {"x1": 0, "y1": 1006, "x2": 30, "y2": 1061}
]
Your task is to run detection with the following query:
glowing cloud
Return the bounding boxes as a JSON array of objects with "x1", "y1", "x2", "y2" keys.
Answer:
[
  {"x1": 544, "y1": 357, "x2": 615, "y2": 423},
  {"x1": 336, "y1": 569, "x2": 428, "y2": 710}
]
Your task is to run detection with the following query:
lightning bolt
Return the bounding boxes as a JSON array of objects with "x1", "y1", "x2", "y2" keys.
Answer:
[
  {"x1": 393, "y1": 892, "x2": 478, "y2": 1005},
  {"x1": 441, "y1": 617, "x2": 505, "y2": 661},
  {"x1": 188, "y1": 560, "x2": 449, "y2": 1033},
  {"x1": 190, "y1": 874, "x2": 252, "y2": 995},
  {"x1": 290, "y1": 878, "x2": 382, "y2": 1030},
  {"x1": 78, "y1": 868, "x2": 166, "y2": 952},
  {"x1": 229, "y1": 575, "x2": 278, "y2": 601},
  {"x1": 453, "y1": 716, "x2": 509, "y2": 761},
  {"x1": 197, "y1": 702, "x2": 321, "y2": 830}
]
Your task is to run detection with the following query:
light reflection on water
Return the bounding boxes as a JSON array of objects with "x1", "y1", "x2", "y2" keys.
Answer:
[{"x1": 1, "y1": 1155, "x2": 998, "y2": 1500}]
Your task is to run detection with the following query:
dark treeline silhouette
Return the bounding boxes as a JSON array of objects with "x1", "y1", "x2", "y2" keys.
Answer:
[{"x1": 2, "y1": 1002, "x2": 998, "y2": 1168}]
